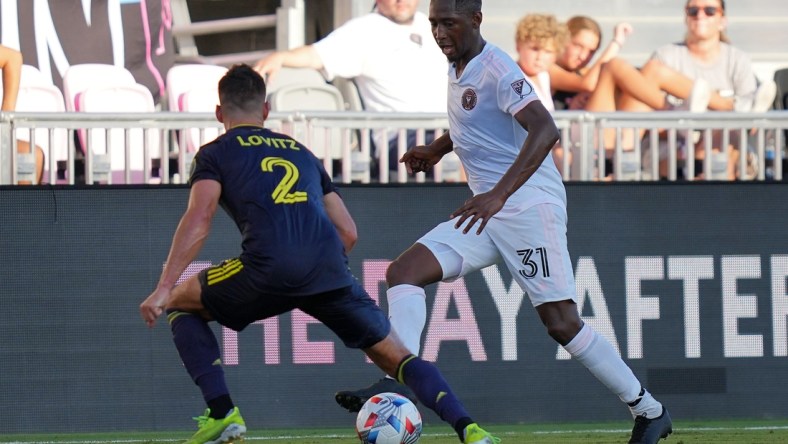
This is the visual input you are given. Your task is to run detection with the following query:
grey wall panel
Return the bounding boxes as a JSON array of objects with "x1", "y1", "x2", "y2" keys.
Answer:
[{"x1": 1, "y1": 183, "x2": 787, "y2": 433}]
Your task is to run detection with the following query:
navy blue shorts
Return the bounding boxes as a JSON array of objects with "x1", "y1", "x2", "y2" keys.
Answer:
[{"x1": 198, "y1": 259, "x2": 390, "y2": 349}]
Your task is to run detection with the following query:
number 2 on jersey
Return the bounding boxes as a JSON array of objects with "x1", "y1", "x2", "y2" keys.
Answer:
[{"x1": 261, "y1": 157, "x2": 307, "y2": 204}]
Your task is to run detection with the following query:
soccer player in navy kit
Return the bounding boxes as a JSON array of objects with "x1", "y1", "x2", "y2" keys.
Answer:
[{"x1": 140, "y1": 64, "x2": 497, "y2": 444}]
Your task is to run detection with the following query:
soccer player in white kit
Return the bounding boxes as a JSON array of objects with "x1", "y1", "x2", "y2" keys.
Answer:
[{"x1": 335, "y1": 1, "x2": 673, "y2": 443}]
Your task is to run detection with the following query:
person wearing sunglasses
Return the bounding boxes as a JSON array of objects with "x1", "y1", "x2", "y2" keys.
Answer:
[
  {"x1": 546, "y1": 16, "x2": 723, "y2": 179},
  {"x1": 649, "y1": 0, "x2": 777, "y2": 179},
  {"x1": 553, "y1": 1, "x2": 773, "y2": 180}
]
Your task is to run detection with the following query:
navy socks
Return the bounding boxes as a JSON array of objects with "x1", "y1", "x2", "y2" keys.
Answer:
[
  {"x1": 168, "y1": 310, "x2": 233, "y2": 419},
  {"x1": 396, "y1": 355, "x2": 473, "y2": 440}
]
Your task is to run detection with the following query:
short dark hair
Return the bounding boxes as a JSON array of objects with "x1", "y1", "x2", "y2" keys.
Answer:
[
  {"x1": 454, "y1": 0, "x2": 482, "y2": 14},
  {"x1": 218, "y1": 64, "x2": 267, "y2": 114}
]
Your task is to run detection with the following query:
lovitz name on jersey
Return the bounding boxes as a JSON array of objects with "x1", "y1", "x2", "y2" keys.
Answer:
[{"x1": 236, "y1": 135, "x2": 300, "y2": 150}]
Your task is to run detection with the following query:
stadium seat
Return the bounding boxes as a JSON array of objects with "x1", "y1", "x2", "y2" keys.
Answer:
[
  {"x1": 20, "y1": 64, "x2": 53, "y2": 87},
  {"x1": 178, "y1": 87, "x2": 224, "y2": 151},
  {"x1": 75, "y1": 83, "x2": 161, "y2": 183},
  {"x1": 167, "y1": 63, "x2": 227, "y2": 153},
  {"x1": 266, "y1": 67, "x2": 327, "y2": 93},
  {"x1": 62, "y1": 63, "x2": 137, "y2": 112},
  {"x1": 9, "y1": 65, "x2": 69, "y2": 182},
  {"x1": 331, "y1": 77, "x2": 363, "y2": 111},
  {"x1": 166, "y1": 63, "x2": 227, "y2": 152},
  {"x1": 268, "y1": 83, "x2": 345, "y2": 112},
  {"x1": 268, "y1": 83, "x2": 347, "y2": 160},
  {"x1": 165, "y1": 63, "x2": 227, "y2": 112},
  {"x1": 15, "y1": 84, "x2": 69, "y2": 174}
]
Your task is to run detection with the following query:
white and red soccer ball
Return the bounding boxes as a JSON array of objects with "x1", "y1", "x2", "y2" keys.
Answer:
[{"x1": 356, "y1": 392, "x2": 422, "y2": 444}]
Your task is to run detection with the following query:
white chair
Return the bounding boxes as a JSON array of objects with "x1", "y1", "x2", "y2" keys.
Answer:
[
  {"x1": 62, "y1": 63, "x2": 137, "y2": 111},
  {"x1": 166, "y1": 64, "x2": 227, "y2": 152},
  {"x1": 266, "y1": 67, "x2": 327, "y2": 93},
  {"x1": 76, "y1": 83, "x2": 161, "y2": 183},
  {"x1": 267, "y1": 83, "x2": 346, "y2": 112},
  {"x1": 165, "y1": 63, "x2": 227, "y2": 112},
  {"x1": 268, "y1": 83, "x2": 347, "y2": 161},
  {"x1": 179, "y1": 87, "x2": 224, "y2": 151},
  {"x1": 331, "y1": 77, "x2": 362, "y2": 111},
  {"x1": 14, "y1": 84, "x2": 69, "y2": 169},
  {"x1": 20, "y1": 64, "x2": 53, "y2": 87},
  {"x1": 10, "y1": 65, "x2": 69, "y2": 182}
]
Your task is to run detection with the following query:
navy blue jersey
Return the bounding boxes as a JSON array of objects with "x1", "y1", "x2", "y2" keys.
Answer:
[{"x1": 190, "y1": 125, "x2": 354, "y2": 295}]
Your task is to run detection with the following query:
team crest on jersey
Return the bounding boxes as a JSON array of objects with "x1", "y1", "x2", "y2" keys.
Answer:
[
  {"x1": 511, "y1": 79, "x2": 533, "y2": 98},
  {"x1": 461, "y1": 88, "x2": 477, "y2": 110}
]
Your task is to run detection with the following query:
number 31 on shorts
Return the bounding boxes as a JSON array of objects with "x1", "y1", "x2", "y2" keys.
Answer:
[{"x1": 517, "y1": 247, "x2": 550, "y2": 279}]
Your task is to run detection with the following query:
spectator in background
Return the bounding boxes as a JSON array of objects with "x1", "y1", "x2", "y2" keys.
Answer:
[
  {"x1": 550, "y1": 16, "x2": 632, "y2": 112},
  {"x1": 548, "y1": 17, "x2": 635, "y2": 174},
  {"x1": 0, "y1": 45, "x2": 43, "y2": 185},
  {"x1": 550, "y1": 3, "x2": 775, "y2": 180},
  {"x1": 514, "y1": 13, "x2": 568, "y2": 113},
  {"x1": 550, "y1": 15, "x2": 728, "y2": 117},
  {"x1": 513, "y1": 13, "x2": 569, "y2": 173},
  {"x1": 647, "y1": 0, "x2": 775, "y2": 178},
  {"x1": 254, "y1": 0, "x2": 448, "y2": 180}
]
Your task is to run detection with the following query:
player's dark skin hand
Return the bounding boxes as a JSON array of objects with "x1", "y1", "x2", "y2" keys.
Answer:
[
  {"x1": 450, "y1": 189, "x2": 507, "y2": 235},
  {"x1": 399, "y1": 145, "x2": 443, "y2": 174}
]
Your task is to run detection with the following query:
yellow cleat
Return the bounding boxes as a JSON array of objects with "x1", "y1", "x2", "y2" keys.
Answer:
[
  {"x1": 463, "y1": 423, "x2": 501, "y2": 444},
  {"x1": 182, "y1": 407, "x2": 246, "y2": 444}
]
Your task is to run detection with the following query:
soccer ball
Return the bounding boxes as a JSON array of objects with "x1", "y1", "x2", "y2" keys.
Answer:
[{"x1": 356, "y1": 392, "x2": 422, "y2": 444}]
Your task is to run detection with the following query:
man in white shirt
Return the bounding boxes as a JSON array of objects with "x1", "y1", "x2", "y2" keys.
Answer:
[
  {"x1": 254, "y1": 0, "x2": 447, "y2": 178},
  {"x1": 335, "y1": 2, "x2": 673, "y2": 443}
]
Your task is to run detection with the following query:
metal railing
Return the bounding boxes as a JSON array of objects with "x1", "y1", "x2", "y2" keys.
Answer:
[{"x1": 1, "y1": 110, "x2": 787, "y2": 185}]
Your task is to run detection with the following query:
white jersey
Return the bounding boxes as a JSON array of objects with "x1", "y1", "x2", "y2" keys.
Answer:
[
  {"x1": 447, "y1": 43, "x2": 566, "y2": 210},
  {"x1": 313, "y1": 11, "x2": 447, "y2": 113}
]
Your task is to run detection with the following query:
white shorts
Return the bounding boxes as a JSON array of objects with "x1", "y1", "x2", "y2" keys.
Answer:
[{"x1": 417, "y1": 203, "x2": 576, "y2": 307}]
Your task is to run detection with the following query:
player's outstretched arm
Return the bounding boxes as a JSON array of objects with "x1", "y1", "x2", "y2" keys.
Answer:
[
  {"x1": 140, "y1": 179, "x2": 221, "y2": 327},
  {"x1": 323, "y1": 191, "x2": 358, "y2": 253}
]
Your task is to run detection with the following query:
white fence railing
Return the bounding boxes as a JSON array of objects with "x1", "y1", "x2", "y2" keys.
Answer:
[{"x1": 1, "y1": 110, "x2": 787, "y2": 185}]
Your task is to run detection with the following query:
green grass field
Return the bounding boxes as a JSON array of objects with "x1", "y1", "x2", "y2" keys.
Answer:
[{"x1": 2, "y1": 419, "x2": 788, "y2": 444}]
